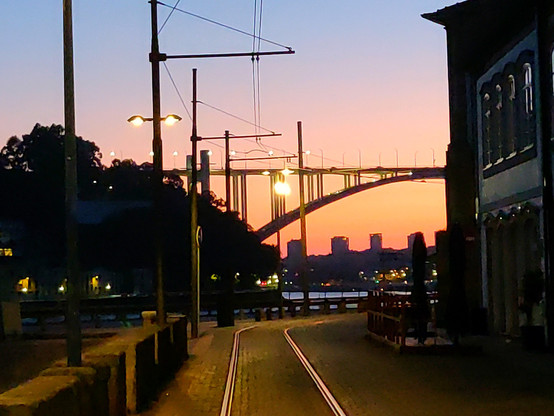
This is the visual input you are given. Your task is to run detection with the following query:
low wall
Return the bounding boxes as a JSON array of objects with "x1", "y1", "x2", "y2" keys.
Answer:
[{"x1": 0, "y1": 315, "x2": 187, "y2": 415}]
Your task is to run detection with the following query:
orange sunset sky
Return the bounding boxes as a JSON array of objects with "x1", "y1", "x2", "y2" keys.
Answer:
[{"x1": 0, "y1": 0, "x2": 451, "y2": 255}]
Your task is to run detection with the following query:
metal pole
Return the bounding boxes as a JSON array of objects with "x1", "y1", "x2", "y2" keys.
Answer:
[
  {"x1": 298, "y1": 121, "x2": 309, "y2": 315},
  {"x1": 63, "y1": 0, "x2": 81, "y2": 367},
  {"x1": 537, "y1": 0, "x2": 553, "y2": 348},
  {"x1": 277, "y1": 229, "x2": 284, "y2": 318},
  {"x1": 151, "y1": 0, "x2": 166, "y2": 326},
  {"x1": 225, "y1": 130, "x2": 231, "y2": 212},
  {"x1": 190, "y1": 68, "x2": 200, "y2": 338}
]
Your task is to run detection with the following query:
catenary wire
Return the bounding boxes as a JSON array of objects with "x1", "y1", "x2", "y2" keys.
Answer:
[
  {"x1": 158, "y1": 0, "x2": 181, "y2": 34},
  {"x1": 157, "y1": 2, "x2": 292, "y2": 51},
  {"x1": 163, "y1": 62, "x2": 193, "y2": 121}
]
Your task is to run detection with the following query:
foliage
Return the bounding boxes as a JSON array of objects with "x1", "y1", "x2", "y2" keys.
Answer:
[{"x1": 0, "y1": 124, "x2": 279, "y2": 291}]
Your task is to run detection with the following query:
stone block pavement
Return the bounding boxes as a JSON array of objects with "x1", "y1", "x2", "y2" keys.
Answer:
[
  {"x1": 139, "y1": 320, "x2": 240, "y2": 416},
  {"x1": 139, "y1": 314, "x2": 554, "y2": 416}
]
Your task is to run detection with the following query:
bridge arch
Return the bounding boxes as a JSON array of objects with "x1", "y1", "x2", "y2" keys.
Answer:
[{"x1": 255, "y1": 168, "x2": 445, "y2": 241}]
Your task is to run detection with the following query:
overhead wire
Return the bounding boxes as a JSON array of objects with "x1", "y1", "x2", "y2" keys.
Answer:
[
  {"x1": 157, "y1": 1, "x2": 292, "y2": 51},
  {"x1": 158, "y1": 0, "x2": 181, "y2": 34},
  {"x1": 162, "y1": 62, "x2": 192, "y2": 121}
]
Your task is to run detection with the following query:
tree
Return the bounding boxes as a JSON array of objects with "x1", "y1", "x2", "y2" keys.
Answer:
[{"x1": 0, "y1": 124, "x2": 103, "y2": 272}]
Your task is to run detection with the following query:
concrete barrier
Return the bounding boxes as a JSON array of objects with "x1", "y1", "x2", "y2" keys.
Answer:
[
  {"x1": 0, "y1": 375, "x2": 80, "y2": 416},
  {"x1": 0, "y1": 315, "x2": 188, "y2": 415},
  {"x1": 40, "y1": 367, "x2": 100, "y2": 416}
]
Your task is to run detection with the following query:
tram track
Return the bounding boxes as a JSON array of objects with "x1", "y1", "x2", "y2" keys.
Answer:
[{"x1": 220, "y1": 323, "x2": 347, "y2": 416}]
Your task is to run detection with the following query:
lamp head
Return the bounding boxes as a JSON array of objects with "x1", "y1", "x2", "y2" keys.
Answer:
[{"x1": 127, "y1": 115, "x2": 146, "y2": 127}]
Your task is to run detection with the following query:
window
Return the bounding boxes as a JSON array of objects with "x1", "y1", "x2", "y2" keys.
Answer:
[
  {"x1": 508, "y1": 75, "x2": 516, "y2": 101},
  {"x1": 523, "y1": 63, "x2": 533, "y2": 114},
  {"x1": 551, "y1": 48, "x2": 554, "y2": 95},
  {"x1": 0, "y1": 248, "x2": 13, "y2": 256},
  {"x1": 482, "y1": 92, "x2": 492, "y2": 166}
]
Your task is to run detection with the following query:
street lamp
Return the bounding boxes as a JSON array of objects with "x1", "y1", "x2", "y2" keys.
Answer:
[
  {"x1": 127, "y1": 112, "x2": 181, "y2": 325},
  {"x1": 127, "y1": 114, "x2": 182, "y2": 127},
  {"x1": 274, "y1": 180, "x2": 291, "y2": 195}
]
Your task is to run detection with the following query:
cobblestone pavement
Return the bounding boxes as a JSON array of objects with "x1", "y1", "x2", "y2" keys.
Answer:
[{"x1": 143, "y1": 313, "x2": 554, "y2": 416}]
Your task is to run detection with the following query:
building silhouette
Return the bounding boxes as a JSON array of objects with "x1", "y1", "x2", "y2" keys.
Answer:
[
  {"x1": 331, "y1": 236, "x2": 349, "y2": 256},
  {"x1": 424, "y1": 0, "x2": 553, "y2": 341},
  {"x1": 370, "y1": 233, "x2": 383, "y2": 252}
]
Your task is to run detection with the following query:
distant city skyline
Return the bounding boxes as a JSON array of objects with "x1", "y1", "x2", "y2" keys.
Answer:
[{"x1": 0, "y1": 0, "x2": 450, "y2": 254}]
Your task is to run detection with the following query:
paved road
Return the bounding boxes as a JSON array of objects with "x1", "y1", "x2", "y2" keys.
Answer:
[{"x1": 144, "y1": 314, "x2": 554, "y2": 416}]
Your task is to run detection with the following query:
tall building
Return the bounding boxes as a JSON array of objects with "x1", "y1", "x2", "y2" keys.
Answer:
[
  {"x1": 407, "y1": 233, "x2": 417, "y2": 253},
  {"x1": 370, "y1": 233, "x2": 383, "y2": 252},
  {"x1": 424, "y1": 0, "x2": 553, "y2": 340},
  {"x1": 331, "y1": 236, "x2": 349, "y2": 256},
  {"x1": 286, "y1": 239, "x2": 302, "y2": 262}
]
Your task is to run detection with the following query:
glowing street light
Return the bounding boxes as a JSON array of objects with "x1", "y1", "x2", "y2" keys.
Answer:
[
  {"x1": 281, "y1": 168, "x2": 293, "y2": 176},
  {"x1": 127, "y1": 113, "x2": 182, "y2": 127},
  {"x1": 274, "y1": 181, "x2": 291, "y2": 195},
  {"x1": 127, "y1": 111, "x2": 181, "y2": 326}
]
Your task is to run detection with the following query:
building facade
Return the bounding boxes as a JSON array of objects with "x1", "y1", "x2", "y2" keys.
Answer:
[{"x1": 424, "y1": 0, "x2": 553, "y2": 340}]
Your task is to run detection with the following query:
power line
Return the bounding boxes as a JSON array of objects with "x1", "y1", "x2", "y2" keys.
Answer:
[
  {"x1": 162, "y1": 62, "x2": 192, "y2": 121},
  {"x1": 158, "y1": 0, "x2": 181, "y2": 34},
  {"x1": 197, "y1": 100, "x2": 275, "y2": 134},
  {"x1": 157, "y1": 2, "x2": 293, "y2": 51}
]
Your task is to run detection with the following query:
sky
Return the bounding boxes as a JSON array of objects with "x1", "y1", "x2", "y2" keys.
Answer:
[{"x1": 0, "y1": 0, "x2": 452, "y2": 255}]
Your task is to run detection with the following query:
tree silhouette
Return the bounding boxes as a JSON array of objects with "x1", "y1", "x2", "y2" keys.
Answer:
[{"x1": 2, "y1": 124, "x2": 279, "y2": 294}]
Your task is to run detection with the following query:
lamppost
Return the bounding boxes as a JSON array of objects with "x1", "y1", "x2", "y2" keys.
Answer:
[
  {"x1": 127, "y1": 113, "x2": 181, "y2": 325},
  {"x1": 394, "y1": 148, "x2": 399, "y2": 169},
  {"x1": 319, "y1": 148, "x2": 324, "y2": 168},
  {"x1": 430, "y1": 148, "x2": 436, "y2": 167}
]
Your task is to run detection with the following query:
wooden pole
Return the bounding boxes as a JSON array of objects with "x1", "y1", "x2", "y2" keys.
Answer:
[{"x1": 63, "y1": 0, "x2": 81, "y2": 366}]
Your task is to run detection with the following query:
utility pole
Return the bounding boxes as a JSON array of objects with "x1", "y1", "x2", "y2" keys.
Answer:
[
  {"x1": 298, "y1": 121, "x2": 309, "y2": 315},
  {"x1": 190, "y1": 69, "x2": 200, "y2": 338},
  {"x1": 150, "y1": 0, "x2": 166, "y2": 326},
  {"x1": 63, "y1": 0, "x2": 81, "y2": 366},
  {"x1": 225, "y1": 130, "x2": 231, "y2": 212}
]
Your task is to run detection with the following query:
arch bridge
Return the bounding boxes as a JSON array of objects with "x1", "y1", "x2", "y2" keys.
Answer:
[{"x1": 169, "y1": 160, "x2": 445, "y2": 242}]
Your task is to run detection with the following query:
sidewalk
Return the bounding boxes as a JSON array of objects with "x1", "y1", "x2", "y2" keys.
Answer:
[{"x1": 139, "y1": 320, "x2": 244, "y2": 416}]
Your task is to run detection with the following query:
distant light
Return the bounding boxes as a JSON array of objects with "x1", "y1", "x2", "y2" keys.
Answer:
[
  {"x1": 281, "y1": 168, "x2": 293, "y2": 176},
  {"x1": 256, "y1": 279, "x2": 262, "y2": 285},
  {"x1": 149, "y1": 151, "x2": 155, "y2": 157},
  {"x1": 408, "y1": 171, "x2": 413, "y2": 176},
  {"x1": 58, "y1": 285, "x2": 65, "y2": 293},
  {"x1": 268, "y1": 150, "x2": 274, "y2": 156},
  {"x1": 163, "y1": 114, "x2": 182, "y2": 126},
  {"x1": 108, "y1": 185, "x2": 113, "y2": 190},
  {"x1": 128, "y1": 115, "x2": 146, "y2": 127},
  {"x1": 110, "y1": 151, "x2": 116, "y2": 157},
  {"x1": 230, "y1": 150, "x2": 236, "y2": 156},
  {"x1": 22, "y1": 287, "x2": 28, "y2": 293},
  {"x1": 274, "y1": 181, "x2": 291, "y2": 195},
  {"x1": 105, "y1": 283, "x2": 111, "y2": 290},
  {"x1": 305, "y1": 150, "x2": 311, "y2": 155},
  {"x1": 173, "y1": 151, "x2": 178, "y2": 157},
  {"x1": 93, "y1": 180, "x2": 97, "y2": 184},
  {"x1": 261, "y1": 170, "x2": 270, "y2": 176},
  {"x1": 208, "y1": 150, "x2": 213, "y2": 156}
]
